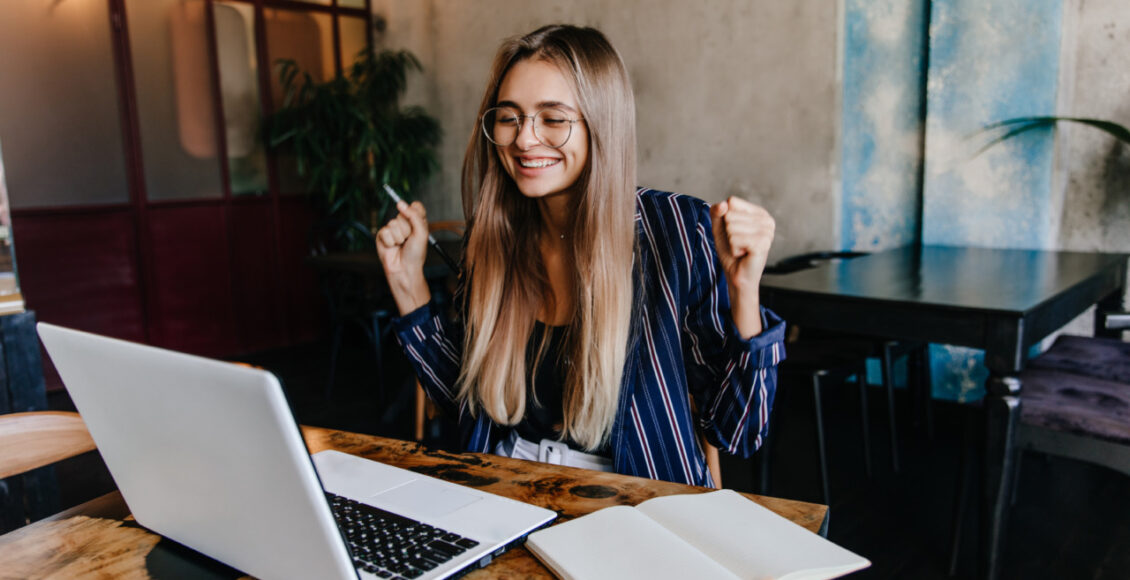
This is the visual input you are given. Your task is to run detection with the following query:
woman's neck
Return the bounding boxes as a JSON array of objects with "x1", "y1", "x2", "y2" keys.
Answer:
[
  {"x1": 536, "y1": 192, "x2": 576, "y2": 326},
  {"x1": 537, "y1": 192, "x2": 574, "y2": 243}
]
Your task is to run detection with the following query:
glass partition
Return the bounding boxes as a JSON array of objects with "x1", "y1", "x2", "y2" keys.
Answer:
[
  {"x1": 0, "y1": 0, "x2": 130, "y2": 209},
  {"x1": 265, "y1": 8, "x2": 335, "y2": 195},
  {"x1": 339, "y1": 16, "x2": 370, "y2": 69},
  {"x1": 128, "y1": 0, "x2": 224, "y2": 201},
  {"x1": 215, "y1": 1, "x2": 269, "y2": 196}
]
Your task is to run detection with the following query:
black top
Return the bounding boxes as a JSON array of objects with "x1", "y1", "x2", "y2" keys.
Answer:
[
  {"x1": 514, "y1": 321, "x2": 608, "y2": 454},
  {"x1": 515, "y1": 321, "x2": 569, "y2": 444}
]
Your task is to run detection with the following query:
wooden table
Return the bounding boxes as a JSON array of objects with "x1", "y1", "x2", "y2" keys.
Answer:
[
  {"x1": 0, "y1": 427, "x2": 828, "y2": 579},
  {"x1": 760, "y1": 244, "x2": 1129, "y2": 579}
]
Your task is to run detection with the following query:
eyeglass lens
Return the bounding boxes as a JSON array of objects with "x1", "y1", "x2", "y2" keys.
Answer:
[{"x1": 482, "y1": 107, "x2": 574, "y2": 148}]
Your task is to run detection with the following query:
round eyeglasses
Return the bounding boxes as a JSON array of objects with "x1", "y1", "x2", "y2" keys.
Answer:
[{"x1": 481, "y1": 106, "x2": 585, "y2": 149}]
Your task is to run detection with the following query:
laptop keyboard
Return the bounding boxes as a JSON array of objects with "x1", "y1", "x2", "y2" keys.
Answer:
[{"x1": 327, "y1": 492, "x2": 481, "y2": 579}]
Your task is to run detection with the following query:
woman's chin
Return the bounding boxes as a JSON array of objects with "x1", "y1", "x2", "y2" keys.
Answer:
[{"x1": 515, "y1": 183, "x2": 565, "y2": 200}]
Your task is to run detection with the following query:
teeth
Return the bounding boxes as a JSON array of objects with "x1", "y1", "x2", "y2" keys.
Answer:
[{"x1": 519, "y1": 158, "x2": 559, "y2": 168}]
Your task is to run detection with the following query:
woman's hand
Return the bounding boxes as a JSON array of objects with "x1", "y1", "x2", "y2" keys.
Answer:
[
  {"x1": 710, "y1": 196, "x2": 775, "y2": 338},
  {"x1": 376, "y1": 200, "x2": 432, "y2": 315}
]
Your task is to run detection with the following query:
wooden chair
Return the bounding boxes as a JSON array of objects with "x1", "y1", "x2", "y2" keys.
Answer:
[{"x1": 0, "y1": 411, "x2": 96, "y2": 531}]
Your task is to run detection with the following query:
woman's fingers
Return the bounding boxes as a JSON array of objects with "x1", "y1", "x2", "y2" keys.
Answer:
[
  {"x1": 710, "y1": 196, "x2": 775, "y2": 286},
  {"x1": 376, "y1": 201, "x2": 430, "y2": 249},
  {"x1": 376, "y1": 214, "x2": 411, "y2": 248},
  {"x1": 375, "y1": 200, "x2": 434, "y2": 315},
  {"x1": 723, "y1": 198, "x2": 774, "y2": 248}
]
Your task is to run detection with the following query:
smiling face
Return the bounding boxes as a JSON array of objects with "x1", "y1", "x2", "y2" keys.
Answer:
[{"x1": 493, "y1": 58, "x2": 589, "y2": 201}]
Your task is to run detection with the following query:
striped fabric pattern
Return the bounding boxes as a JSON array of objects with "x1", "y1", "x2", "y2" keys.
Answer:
[{"x1": 393, "y1": 188, "x2": 786, "y2": 488}]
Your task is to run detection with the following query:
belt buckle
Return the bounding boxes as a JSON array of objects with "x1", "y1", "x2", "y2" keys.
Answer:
[{"x1": 538, "y1": 439, "x2": 568, "y2": 465}]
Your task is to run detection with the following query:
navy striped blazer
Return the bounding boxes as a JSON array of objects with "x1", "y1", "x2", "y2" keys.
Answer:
[{"x1": 393, "y1": 188, "x2": 786, "y2": 488}]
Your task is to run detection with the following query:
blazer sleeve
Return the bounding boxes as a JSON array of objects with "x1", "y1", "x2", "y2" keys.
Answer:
[
  {"x1": 392, "y1": 299, "x2": 465, "y2": 419},
  {"x1": 681, "y1": 200, "x2": 787, "y2": 458}
]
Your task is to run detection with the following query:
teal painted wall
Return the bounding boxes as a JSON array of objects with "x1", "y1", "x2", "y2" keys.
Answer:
[
  {"x1": 841, "y1": 0, "x2": 929, "y2": 252},
  {"x1": 841, "y1": 0, "x2": 1067, "y2": 401}
]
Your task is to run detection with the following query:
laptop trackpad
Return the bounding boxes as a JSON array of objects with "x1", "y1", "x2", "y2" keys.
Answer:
[{"x1": 373, "y1": 479, "x2": 483, "y2": 520}]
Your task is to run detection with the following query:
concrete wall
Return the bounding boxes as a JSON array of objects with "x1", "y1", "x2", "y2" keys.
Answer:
[
  {"x1": 1053, "y1": 0, "x2": 1130, "y2": 342},
  {"x1": 371, "y1": 0, "x2": 843, "y2": 262},
  {"x1": 1056, "y1": 0, "x2": 1130, "y2": 255}
]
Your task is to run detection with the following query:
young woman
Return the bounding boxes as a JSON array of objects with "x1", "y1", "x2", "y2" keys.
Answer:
[{"x1": 376, "y1": 24, "x2": 784, "y2": 488}]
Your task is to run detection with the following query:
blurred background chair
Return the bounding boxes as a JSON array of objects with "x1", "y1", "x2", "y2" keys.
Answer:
[
  {"x1": 307, "y1": 218, "x2": 397, "y2": 402},
  {"x1": 0, "y1": 411, "x2": 96, "y2": 532},
  {"x1": 1013, "y1": 309, "x2": 1130, "y2": 493},
  {"x1": 947, "y1": 309, "x2": 1130, "y2": 574},
  {"x1": 759, "y1": 251, "x2": 933, "y2": 504},
  {"x1": 766, "y1": 333, "x2": 874, "y2": 503}
]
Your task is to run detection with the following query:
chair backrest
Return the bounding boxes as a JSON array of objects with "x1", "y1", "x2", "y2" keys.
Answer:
[
  {"x1": 0, "y1": 411, "x2": 96, "y2": 480},
  {"x1": 700, "y1": 433, "x2": 723, "y2": 487},
  {"x1": 429, "y1": 220, "x2": 466, "y2": 239},
  {"x1": 763, "y1": 251, "x2": 869, "y2": 275}
]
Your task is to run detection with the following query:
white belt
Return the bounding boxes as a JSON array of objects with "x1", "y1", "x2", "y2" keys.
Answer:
[{"x1": 495, "y1": 430, "x2": 613, "y2": 472}]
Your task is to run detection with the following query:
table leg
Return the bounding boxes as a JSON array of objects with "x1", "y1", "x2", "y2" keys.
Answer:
[{"x1": 980, "y1": 374, "x2": 1021, "y2": 580}]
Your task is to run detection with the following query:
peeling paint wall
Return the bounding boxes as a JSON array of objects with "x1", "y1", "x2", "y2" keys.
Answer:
[
  {"x1": 1050, "y1": 0, "x2": 1130, "y2": 340},
  {"x1": 840, "y1": 0, "x2": 928, "y2": 251},
  {"x1": 1056, "y1": 0, "x2": 1130, "y2": 256},
  {"x1": 922, "y1": 0, "x2": 1063, "y2": 250},
  {"x1": 371, "y1": 0, "x2": 842, "y2": 262}
]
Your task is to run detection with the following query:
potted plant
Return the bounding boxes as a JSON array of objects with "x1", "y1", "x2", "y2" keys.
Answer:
[{"x1": 267, "y1": 49, "x2": 442, "y2": 251}]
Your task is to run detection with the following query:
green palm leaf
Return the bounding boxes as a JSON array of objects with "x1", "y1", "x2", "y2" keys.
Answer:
[{"x1": 974, "y1": 116, "x2": 1130, "y2": 157}]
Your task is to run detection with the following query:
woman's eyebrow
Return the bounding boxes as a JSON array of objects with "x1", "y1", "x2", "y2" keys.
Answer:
[{"x1": 494, "y1": 100, "x2": 579, "y2": 113}]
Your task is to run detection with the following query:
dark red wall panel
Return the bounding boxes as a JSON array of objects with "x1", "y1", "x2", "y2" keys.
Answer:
[
  {"x1": 278, "y1": 198, "x2": 325, "y2": 345},
  {"x1": 12, "y1": 209, "x2": 146, "y2": 342},
  {"x1": 12, "y1": 209, "x2": 146, "y2": 393},
  {"x1": 229, "y1": 199, "x2": 286, "y2": 353},
  {"x1": 146, "y1": 204, "x2": 238, "y2": 356},
  {"x1": 12, "y1": 200, "x2": 327, "y2": 385}
]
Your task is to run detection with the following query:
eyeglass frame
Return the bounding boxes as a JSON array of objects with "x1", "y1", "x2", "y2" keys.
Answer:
[{"x1": 480, "y1": 106, "x2": 586, "y2": 149}]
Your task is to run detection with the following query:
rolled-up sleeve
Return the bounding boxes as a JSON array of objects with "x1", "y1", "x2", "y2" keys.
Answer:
[
  {"x1": 392, "y1": 301, "x2": 465, "y2": 418},
  {"x1": 682, "y1": 201, "x2": 787, "y2": 458}
]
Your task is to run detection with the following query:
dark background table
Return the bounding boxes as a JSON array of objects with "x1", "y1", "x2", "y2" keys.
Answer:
[
  {"x1": 759, "y1": 244, "x2": 1129, "y2": 579},
  {"x1": 305, "y1": 241, "x2": 462, "y2": 403}
]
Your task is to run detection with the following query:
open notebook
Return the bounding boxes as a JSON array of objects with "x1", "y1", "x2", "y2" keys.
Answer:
[{"x1": 526, "y1": 489, "x2": 868, "y2": 580}]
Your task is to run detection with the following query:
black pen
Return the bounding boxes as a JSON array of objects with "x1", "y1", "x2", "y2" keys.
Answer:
[{"x1": 382, "y1": 184, "x2": 460, "y2": 273}]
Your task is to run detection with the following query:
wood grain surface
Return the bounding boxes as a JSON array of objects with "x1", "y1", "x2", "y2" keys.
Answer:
[
  {"x1": 0, "y1": 427, "x2": 827, "y2": 579},
  {"x1": 0, "y1": 411, "x2": 96, "y2": 480}
]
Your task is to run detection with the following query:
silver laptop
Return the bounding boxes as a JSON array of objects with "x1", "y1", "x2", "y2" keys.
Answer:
[{"x1": 37, "y1": 323, "x2": 555, "y2": 580}]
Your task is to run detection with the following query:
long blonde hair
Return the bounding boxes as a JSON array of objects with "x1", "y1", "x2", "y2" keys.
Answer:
[{"x1": 458, "y1": 25, "x2": 637, "y2": 450}]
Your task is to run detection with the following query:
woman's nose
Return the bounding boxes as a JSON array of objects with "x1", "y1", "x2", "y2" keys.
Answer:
[{"x1": 514, "y1": 117, "x2": 540, "y2": 149}]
